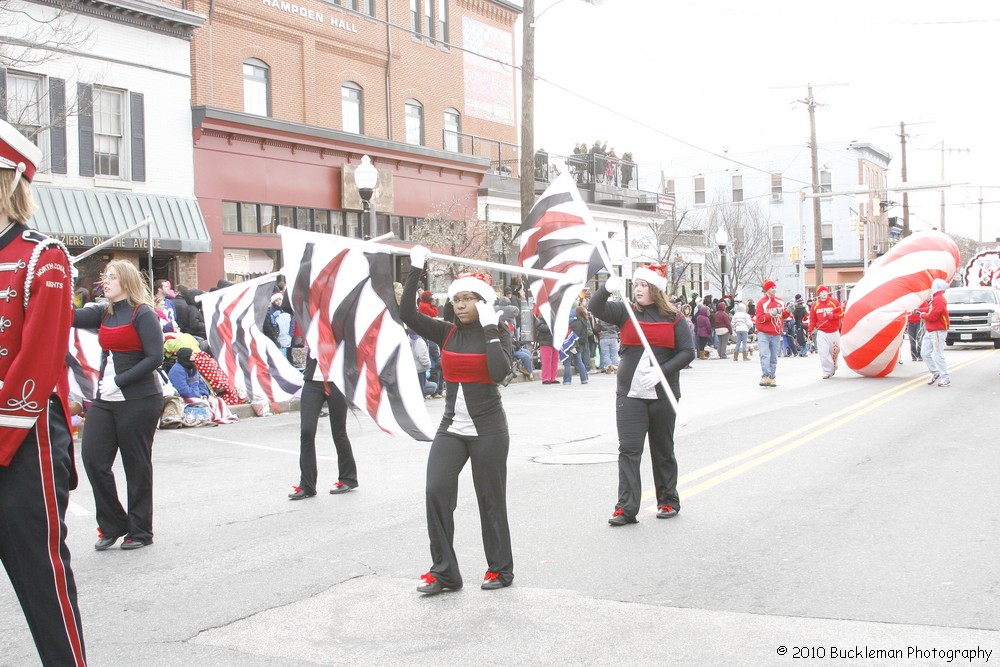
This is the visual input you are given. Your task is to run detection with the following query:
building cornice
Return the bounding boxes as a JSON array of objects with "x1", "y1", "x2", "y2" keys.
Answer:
[
  {"x1": 192, "y1": 106, "x2": 491, "y2": 174},
  {"x1": 30, "y1": 0, "x2": 205, "y2": 40}
]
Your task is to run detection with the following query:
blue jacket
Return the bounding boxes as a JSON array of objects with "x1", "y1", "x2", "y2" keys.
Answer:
[{"x1": 167, "y1": 362, "x2": 210, "y2": 399}]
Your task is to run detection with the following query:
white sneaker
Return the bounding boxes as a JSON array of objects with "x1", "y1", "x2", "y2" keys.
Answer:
[
  {"x1": 937, "y1": 378, "x2": 951, "y2": 387},
  {"x1": 926, "y1": 374, "x2": 939, "y2": 385}
]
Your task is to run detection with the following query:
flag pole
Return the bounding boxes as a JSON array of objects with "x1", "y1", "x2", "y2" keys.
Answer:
[
  {"x1": 275, "y1": 226, "x2": 566, "y2": 281},
  {"x1": 72, "y1": 217, "x2": 154, "y2": 264},
  {"x1": 590, "y1": 230, "x2": 684, "y2": 423}
]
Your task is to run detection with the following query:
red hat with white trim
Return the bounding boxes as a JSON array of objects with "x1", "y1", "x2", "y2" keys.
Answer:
[
  {"x1": 633, "y1": 264, "x2": 667, "y2": 291},
  {"x1": 448, "y1": 271, "x2": 495, "y2": 305},
  {"x1": 0, "y1": 118, "x2": 42, "y2": 187}
]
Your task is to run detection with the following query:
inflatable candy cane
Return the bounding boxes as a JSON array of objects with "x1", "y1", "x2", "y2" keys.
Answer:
[{"x1": 841, "y1": 231, "x2": 959, "y2": 377}]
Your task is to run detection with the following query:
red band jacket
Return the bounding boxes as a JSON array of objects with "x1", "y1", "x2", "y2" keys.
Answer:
[{"x1": 0, "y1": 224, "x2": 75, "y2": 466}]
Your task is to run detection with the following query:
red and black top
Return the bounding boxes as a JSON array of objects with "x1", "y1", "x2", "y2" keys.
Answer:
[{"x1": 74, "y1": 300, "x2": 164, "y2": 401}]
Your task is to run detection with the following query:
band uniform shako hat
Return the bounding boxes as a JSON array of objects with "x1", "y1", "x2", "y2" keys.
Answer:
[
  {"x1": 632, "y1": 264, "x2": 668, "y2": 292},
  {"x1": 448, "y1": 271, "x2": 496, "y2": 305},
  {"x1": 0, "y1": 117, "x2": 42, "y2": 192}
]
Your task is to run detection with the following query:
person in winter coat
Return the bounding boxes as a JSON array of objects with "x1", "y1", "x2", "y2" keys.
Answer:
[
  {"x1": 694, "y1": 305, "x2": 713, "y2": 359},
  {"x1": 563, "y1": 308, "x2": 590, "y2": 384},
  {"x1": 182, "y1": 288, "x2": 206, "y2": 339},
  {"x1": 712, "y1": 301, "x2": 733, "y2": 359},
  {"x1": 731, "y1": 301, "x2": 753, "y2": 361},
  {"x1": 808, "y1": 285, "x2": 845, "y2": 379},
  {"x1": 597, "y1": 316, "x2": 620, "y2": 371},
  {"x1": 402, "y1": 246, "x2": 515, "y2": 595},
  {"x1": 754, "y1": 280, "x2": 792, "y2": 387},
  {"x1": 906, "y1": 307, "x2": 923, "y2": 362},
  {"x1": 534, "y1": 308, "x2": 557, "y2": 384},
  {"x1": 418, "y1": 290, "x2": 439, "y2": 318},
  {"x1": 167, "y1": 347, "x2": 210, "y2": 399},
  {"x1": 589, "y1": 265, "x2": 696, "y2": 525},
  {"x1": 792, "y1": 294, "x2": 809, "y2": 357},
  {"x1": 409, "y1": 330, "x2": 437, "y2": 396},
  {"x1": 919, "y1": 278, "x2": 951, "y2": 387}
]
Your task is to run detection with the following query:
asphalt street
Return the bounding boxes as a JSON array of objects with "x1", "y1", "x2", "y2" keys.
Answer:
[{"x1": 2, "y1": 345, "x2": 999, "y2": 666}]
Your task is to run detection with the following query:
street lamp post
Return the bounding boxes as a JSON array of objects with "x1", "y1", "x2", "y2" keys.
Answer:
[
  {"x1": 354, "y1": 154, "x2": 378, "y2": 241},
  {"x1": 716, "y1": 227, "x2": 729, "y2": 305}
]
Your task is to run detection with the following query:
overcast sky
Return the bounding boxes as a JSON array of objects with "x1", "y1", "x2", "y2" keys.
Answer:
[{"x1": 523, "y1": 0, "x2": 1000, "y2": 241}]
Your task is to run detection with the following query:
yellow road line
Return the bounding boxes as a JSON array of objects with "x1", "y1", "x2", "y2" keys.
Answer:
[{"x1": 641, "y1": 349, "x2": 995, "y2": 504}]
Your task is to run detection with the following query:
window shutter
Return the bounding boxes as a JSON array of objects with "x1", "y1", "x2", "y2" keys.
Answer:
[
  {"x1": 0, "y1": 68, "x2": 7, "y2": 120},
  {"x1": 77, "y1": 83, "x2": 94, "y2": 177},
  {"x1": 130, "y1": 91, "x2": 145, "y2": 182},
  {"x1": 49, "y1": 78, "x2": 67, "y2": 174}
]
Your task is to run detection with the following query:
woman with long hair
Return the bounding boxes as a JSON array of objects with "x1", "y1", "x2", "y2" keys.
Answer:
[
  {"x1": 401, "y1": 246, "x2": 514, "y2": 595},
  {"x1": 589, "y1": 265, "x2": 695, "y2": 526},
  {"x1": 74, "y1": 260, "x2": 164, "y2": 550}
]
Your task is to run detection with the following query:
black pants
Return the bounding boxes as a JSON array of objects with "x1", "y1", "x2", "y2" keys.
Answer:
[
  {"x1": 81, "y1": 394, "x2": 162, "y2": 543},
  {"x1": 298, "y1": 380, "x2": 357, "y2": 494},
  {"x1": 0, "y1": 398, "x2": 87, "y2": 666},
  {"x1": 425, "y1": 431, "x2": 513, "y2": 588},
  {"x1": 615, "y1": 395, "x2": 679, "y2": 519}
]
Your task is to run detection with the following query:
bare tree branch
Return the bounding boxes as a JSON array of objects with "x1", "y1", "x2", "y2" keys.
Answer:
[
  {"x1": 1, "y1": 1, "x2": 94, "y2": 69},
  {"x1": 702, "y1": 198, "x2": 780, "y2": 299}
]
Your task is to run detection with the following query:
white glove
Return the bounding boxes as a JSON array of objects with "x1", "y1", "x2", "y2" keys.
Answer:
[
  {"x1": 769, "y1": 307, "x2": 783, "y2": 317},
  {"x1": 604, "y1": 276, "x2": 625, "y2": 294},
  {"x1": 475, "y1": 301, "x2": 501, "y2": 326},
  {"x1": 636, "y1": 363, "x2": 659, "y2": 390},
  {"x1": 409, "y1": 245, "x2": 430, "y2": 269},
  {"x1": 99, "y1": 376, "x2": 121, "y2": 397}
]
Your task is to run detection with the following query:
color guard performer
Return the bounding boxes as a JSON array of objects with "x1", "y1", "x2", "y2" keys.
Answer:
[
  {"x1": 0, "y1": 118, "x2": 87, "y2": 665},
  {"x1": 401, "y1": 245, "x2": 514, "y2": 594}
]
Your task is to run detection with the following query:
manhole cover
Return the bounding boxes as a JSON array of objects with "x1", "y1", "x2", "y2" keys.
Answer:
[{"x1": 532, "y1": 453, "x2": 617, "y2": 465}]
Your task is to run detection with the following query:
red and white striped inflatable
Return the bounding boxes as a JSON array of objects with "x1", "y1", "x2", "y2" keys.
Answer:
[{"x1": 841, "y1": 231, "x2": 959, "y2": 377}]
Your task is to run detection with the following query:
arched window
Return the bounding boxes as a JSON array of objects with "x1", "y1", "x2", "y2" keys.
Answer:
[
  {"x1": 443, "y1": 108, "x2": 460, "y2": 152},
  {"x1": 342, "y1": 82, "x2": 363, "y2": 134},
  {"x1": 404, "y1": 99, "x2": 423, "y2": 146},
  {"x1": 243, "y1": 58, "x2": 270, "y2": 116}
]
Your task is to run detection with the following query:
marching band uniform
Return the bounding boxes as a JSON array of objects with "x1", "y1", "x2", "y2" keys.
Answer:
[
  {"x1": 401, "y1": 258, "x2": 514, "y2": 594},
  {"x1": 0, "y1": 118, "x2": 86, "y2": 666},
  {"x1": 590, "y1": 266, "x2": 695, "y2": 525},
  {"x1": 808, "y1": 285, "x2": 844, "y2": 379}
]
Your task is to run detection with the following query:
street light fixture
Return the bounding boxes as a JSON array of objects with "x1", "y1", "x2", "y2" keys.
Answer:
[
  {"x1": 354, "y1": 154, "x2": 378, "y2": 240},
  {"x1": 716, "y1": 227, "x2": 729, "y2": 305}
]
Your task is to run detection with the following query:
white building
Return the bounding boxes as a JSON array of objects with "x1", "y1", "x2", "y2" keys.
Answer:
[
  {"x1": 1, "y1": 0, "x2": 208, "y2": 289},
  {"x1": 659, "y1": 141, "x2": 892, "y2": 302}
]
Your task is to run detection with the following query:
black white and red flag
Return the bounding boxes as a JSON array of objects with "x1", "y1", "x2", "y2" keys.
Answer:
[
  {"x1": 515, "y1": 172, "x2": 604, "y2": 345},
  {"x1": 198, "y1": 277, "x2": 303, "y2": 411},
  {"x1": 279, "y1": 227, "x2": 434, "y2": 441},
  {"x1": 66, "y1": 328, "x2": 101, "y2": 400}
]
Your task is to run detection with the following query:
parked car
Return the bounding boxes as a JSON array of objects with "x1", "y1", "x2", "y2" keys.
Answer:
[{"x1": 944, "y1": 287, "x2": 1000, "y2": 348}]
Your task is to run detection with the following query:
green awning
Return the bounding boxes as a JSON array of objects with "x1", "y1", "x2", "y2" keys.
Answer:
[{"x1": 31, "y1": 185, "x2": 211, "y2": 253}]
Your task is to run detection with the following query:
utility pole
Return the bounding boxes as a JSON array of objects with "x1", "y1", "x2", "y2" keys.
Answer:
[
  {"x1": 801, "y1": 83, "x2": 824, "y2": 286},
  {"x1": 899, "y1": 121, "x2": 910, "y2": 237},
  {"x1": 519, "y1": 0, "x2": 535, "y2": 223}
]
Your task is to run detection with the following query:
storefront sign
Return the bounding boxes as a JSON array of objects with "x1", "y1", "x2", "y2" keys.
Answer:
[
  {"x1": 50, "y1": 234, "x2": 169, "y2": 251},
  {"x1": 261, "y1": 0, "x2": 359, "y2": 33}
]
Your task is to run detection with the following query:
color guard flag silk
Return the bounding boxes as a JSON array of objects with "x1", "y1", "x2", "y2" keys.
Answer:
[
  {"x1": 198, "y1": 278, "x2": 304, "y2": 410},
  {"x1": 515, "y1": 172, "x2": 604, "y2": 345},
  {"x1": 279, "y1": 226, "x2": 434, "y2": 441},
  {"x1": 66, "y1": 328, "x2": 101, "y2": 400}
]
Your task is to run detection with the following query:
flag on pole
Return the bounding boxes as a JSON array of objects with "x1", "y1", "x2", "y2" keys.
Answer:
[
  {"x1": 198, "y1": 277, "x2": 303, "y2": 411},
  {"x1": 279, "y1": 226, "x2": 435, "y2": 441},
  {"x1": 515, "y1": 172, "x2": 604, "y2": 345},
  {"x1": 66, "y1": 328, "x2": 101, "y2": 401}
]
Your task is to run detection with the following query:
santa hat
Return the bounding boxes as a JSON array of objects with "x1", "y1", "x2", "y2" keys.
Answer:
[
  {"x1": 448, "y1": 271, "x2": 495, "y2": 305},
  {"x1": 633, "y1": 264, "x2": 667, "y2": 292},
  {"x1": 816, "y1": 284, "x2": 829, "y2": 296},
  {"x1": 270, "y1": 292, "x2": 283, "y2": 304},
  {"x1": 763, "y1": 279, "x2": 777, "y2": 292},
  {"x1": 0, "y1": 117, "x2": 42, "y2": 191}
]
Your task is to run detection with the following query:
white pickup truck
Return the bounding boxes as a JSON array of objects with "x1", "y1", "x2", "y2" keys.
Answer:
[{"x1": 945, "y1": 287, "x2": 1000, "y2": 348}]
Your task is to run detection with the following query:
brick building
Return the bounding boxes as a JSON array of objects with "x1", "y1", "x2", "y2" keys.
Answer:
[{"x1": 160, "y1": 0, "x2": 522, "y2": 286}]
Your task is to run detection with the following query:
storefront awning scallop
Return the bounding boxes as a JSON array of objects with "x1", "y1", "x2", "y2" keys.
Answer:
[{"x1": 31, "y1": 185, "x2": 211, "y2": 253}]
